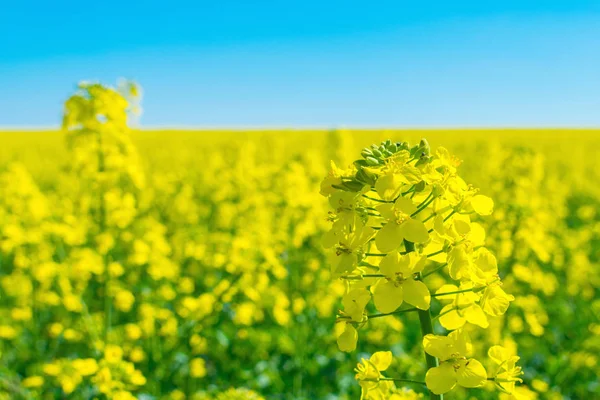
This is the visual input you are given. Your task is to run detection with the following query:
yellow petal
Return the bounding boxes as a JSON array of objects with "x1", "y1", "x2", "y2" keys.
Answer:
[
  {"x1": 464, "y1": 305, "x2": 489, "y2": 328},
  {"x1": 375, "y1": 172, "x2": 405, "y2": 201},
  {"x1": 376, "y1": 223, "x2": 404, "y2": 253},
  {"x1": 329, "y1": 191, "x2": 356, "y2": 210},
  {"x1": 401, "y1": 219, "x2": 429, "y2": 244},
  {"x1": 332, "y1": 253, "x2": 357, "y2": 276},
  {"x1": 469, "y1": 223, "x2": 486, "y2": 247},
  {"x1": 409, "y1": 253, "x2": 428, "y2": 274},
  {"x1": 402, "y1": 279, "x2": 430, "y2": 310},
  {"x1": 449, "y1": 329, "x2": 472, "y2": 357},
  {"x1": 456, "y1": 358, "x2": 487, "y2": 388},
  {"x1": 370, "y1": 351, "x2": 393, "y2": 371},
  {"x1": 376, "y1": 203, "x2": 396, "y2": 220},
  {"x1": 439, "y1": 304, "x2": 466, "y2": 330},
  {"x1": 434, "y1": 284, "x2": 459, "y2": 302},
  {"x1": 474, "y1": 248, "x2": 497, "y2": 276},
  {"x1": 398, "y1": 164, "x2": 422, "y2": 184},
  {"x1": 379, "y1": 251, "x2": 404, "y2": 277},
  {"x1": 481, "y1": 285, "x2": 514, "y2": 317},
  {"x1": 453, "y1": 217, "x2": 471, "y2": 236},
  {"x1": 448, "y1": 247, "x2": 470, "y2": 280},
  {"x1": 394, "y1": 196, "x2": 418, "y2": 215},
  {"x1": 373, "y1": 280, "x2": 404, "y2": 314},
  {"x1": 322, "y1": 229, "x2": 339, "y2": 249},
  {"x1": 423, "y1": 334, "x2": 454, "y2": 361},
  {"x1": 487, "y1": 345, "x2": 509, "y2": 364},
  {"x1": 471, "y1": 195, "x2": 494, "y2": 216},
  {"x1": 342, "y1": 288, "x2": 371, "y2": 322},
  {"x1": 337, "y1": 324, "x2": 358, "y2": 352},
  {"x1": 425, "y1": 363, "x2": 457, "y2": 395}
]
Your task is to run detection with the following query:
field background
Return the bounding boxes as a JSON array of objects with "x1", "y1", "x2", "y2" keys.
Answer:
[{"x1": 0, "y1": 129, "x2": 599, "y2": 399}]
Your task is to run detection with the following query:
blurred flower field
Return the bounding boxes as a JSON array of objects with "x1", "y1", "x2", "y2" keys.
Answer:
[{"x1": 0, "y1": 85, "x2": 599, "y2": 399}]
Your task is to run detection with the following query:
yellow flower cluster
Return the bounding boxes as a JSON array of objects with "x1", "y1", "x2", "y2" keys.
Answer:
[{"x1": 322, "y1": 139, "x2": 522, "y2": 398}]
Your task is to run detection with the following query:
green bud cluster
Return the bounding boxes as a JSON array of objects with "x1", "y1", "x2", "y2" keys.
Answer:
[{"x1": 336, "y1": 139, "x2": 433, "y2": 192}]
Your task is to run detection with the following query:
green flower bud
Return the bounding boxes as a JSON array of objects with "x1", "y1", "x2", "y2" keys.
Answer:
[
  {"x1": 342, "y1": 180, "x2": 366, "y2": 192},
  {"x1": 365, "y1": 156, "x2": 380, "y2": 166},
  {"x1": 355, "y1": 169, "x2": 377, "y2": 186}
]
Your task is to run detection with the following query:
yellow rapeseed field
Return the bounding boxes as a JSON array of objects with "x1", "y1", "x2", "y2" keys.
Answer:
[{"x1": 0, "y1": 83, "x2": 599, "y2": 400}]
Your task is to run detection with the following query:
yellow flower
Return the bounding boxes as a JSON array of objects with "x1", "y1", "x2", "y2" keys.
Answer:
[
  {"x1": 190, "y1": 358, "x2": 207, "y2": 378},
  {"x1": 130, "y1": 370, "x2": 147, "y2": 385},
  {"x1": 115, "y1": 290, "x2": 135, "y2": 312},
  {"x1": 355, "y1": 351, "x2": 394, "y2": 400},
  {"x1": 480, "y1": 282, "x2": 515, "y2": 317},
  {"x1": 341, "y1": 288, "x2": 371, "y2": 322},
  {"x1": 324, "y1": 222, "x2": 375, "y2": 277},
  {"x1": 72, "y1": 358, "x2": 98, "y2": 376},
  {"x1": 0, "y1": 325, "x2": 17, "y2": 339},
  {"x1": 113, "y1": 391, "x2": 137, "y2": 400},
  {"x1": 373, "y1": 252, "x2": 431, "y2": 313},
  {"x1": 488, "y1": 346, "x2": 524, "y2": 394},
  {"x1": 423, "y1": 330, "x2": 487, "y2": 395},
  {"x1": 104, "y1": 344, "x2": 124, "y2": 363},
  {"x1": 435, "y1": 284, "x2": 488, "y2": 329},
  {"x1": 376, "y1": 197, "x2": 429, "y2": 253},
  {"x1": 129, "y1": 347, "x2": 146, "y2": 363},
  {"x1": 125, "y1": 323, "x2": 143, "y2": 340},
  {"x1": 22, "y1": 376, "x2": 44, "y2": 388},
  {"x1": 42, "y1": 362, "x2": 61, "y2": 376}
]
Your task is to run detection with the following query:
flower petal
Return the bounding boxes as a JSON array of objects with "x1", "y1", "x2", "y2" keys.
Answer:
[
  {"x1": 470, "y1": 195, "x2": 494, "y2": 216},
  {"x1": 379, "y1": 251, "x2": 402, "y2": 277},
  {"x1": 439, "y1": 304, "x2": 466, "y2": 330},
  {"x1": 488, "y1": 345, "x2": 509, "y2": 364},
  {"x1": 401, "y1": 218, "x2": 429, "y2": 244},
  {"x1": 337, "y1": 323, "x2": 358, "y2": 352},
  {"x1": 464, "y1": 305, "x2": 489, "y2": 328},
  {"x1": 332, "y1": 253, "x2": 357, "y2": 276},
  {"x1": 425, "y1": 363, "x2": 457, "y2": 395},
  {"x1": 423, "y1": 334, "x2": 454, "y2": 361},
  {"x1": 402, "y1": 279, "x2": 431, "y2": 310},
  {"x1": 373, "y1": 280, "x2": 404, "y2": 314},
  {"x1": 456, "y1": 358, "x2": 487, "y2": 388},
  {"x1": 376, "y1": 223, "x2": 404, "y2": 253},
  {"x1": 481, "y1": 285, "x2": 514, "y2": 317},
  {"x1": 375, "y1": 172, "x2": 405, "y2": 201},
  {"x1": 394, "y1": 196, "x2": 418, "y2": 215},
  {"x1": 376, "y1": 203, "x2": 396, "y2": 220},
  {"x1": 370, "y1": 351, "x2": 393, "y2": 371}
]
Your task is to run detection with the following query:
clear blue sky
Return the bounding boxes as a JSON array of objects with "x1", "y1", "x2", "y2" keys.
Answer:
[{"x1": 1, "y1": 1, "x2": 600, "y2": 127}]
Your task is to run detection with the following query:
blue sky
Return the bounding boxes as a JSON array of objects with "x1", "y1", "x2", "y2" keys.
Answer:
[{"x1": 1, "y1": 1, "x2": 600, "y2": 128}]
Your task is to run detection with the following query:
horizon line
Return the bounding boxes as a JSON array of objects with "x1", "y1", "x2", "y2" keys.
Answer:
[{"x1": 1, "y1": 125, "x2": 600, "y2": 131}]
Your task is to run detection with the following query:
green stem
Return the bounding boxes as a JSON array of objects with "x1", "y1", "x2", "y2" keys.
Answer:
[
  {"x1": 411, "y1": 195, "x2": 438, "y2": 217},
  {"x1": 365, "y1": 253, "x2": 387, "y2": 257},
  {"x1": 432, "y1": 306, "x2": 459, "y2": 321},
  {"x1": 362, "y1": 194, "x2": 393, "y2": 203},
  {"x1": 420, "y1": 263, "x2": 448, "y2": 279},
  {"x1": 363, "y1": 377, "x2": 426, "y2": 385},
  {"x1": 406, "y1": 240, "x2": 442, "y2": 400},
  {"x1": 422, "y1": 212, "x2": 437, "y2": 223},
  {"x1": 443, "y1": 209, "x2": 456, "y2": 222},
  {"x1": 432, "y1": 287, "x2": 482, "y2": 298},
  {"x1": 340, "y1": 274, "x2": 385, "y2": 280},
  {"x1": 367, "y1": 307, "x2": 419, "y2": 319},
  {"x1": 426, "y1": 249, "x2": 445, "y2": 258}
]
